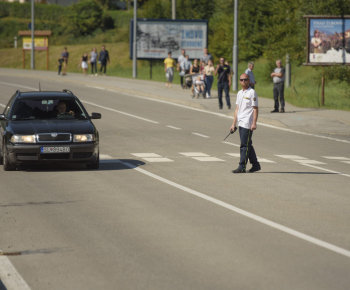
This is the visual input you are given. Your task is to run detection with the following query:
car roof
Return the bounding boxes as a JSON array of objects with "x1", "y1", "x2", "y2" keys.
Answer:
[{"x1": 16, "y1": 90, "x2": 77, "y2": 99}]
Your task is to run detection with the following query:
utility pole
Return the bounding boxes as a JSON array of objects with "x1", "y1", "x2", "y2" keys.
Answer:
[
  {"x1": 31, "y1": 0, "x2": 35, "y2": 69},
  {"x1": 286, "y1": 53, "x2": 291, "y2": 87},
  {"x1": 172, "y1": 0, "x2": 176, "y2": 20},
  {"x1": 232, "y1": 0, "x2": 238, "y2": 91},
  {"x1": 132, "y1": 0, "x2": 137, "y2": 78}
]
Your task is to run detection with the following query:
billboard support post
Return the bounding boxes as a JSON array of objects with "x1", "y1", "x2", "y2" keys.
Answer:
[
  {"x1": 31, "y1": 0, "x2": 35, "y2": 69},
  {"x1": 132, "y1": 0, "x2": 137, "y2": 78},
  {"x1": 286, "y1": 53, "x2": 291, "y2": 88},
  {"x1": 321, "y1": 66, "x2": 325, "y2": 106},
  {"x1": 150, "y1": 60, "x2": 152, "y2": 79}
]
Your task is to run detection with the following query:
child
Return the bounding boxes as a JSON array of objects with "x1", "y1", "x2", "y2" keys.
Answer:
[
  {"x1": 195, "y1": 76, "x2": 204, "y2": 95},
  {"x1": 57, "y1": 57, "x2": 64, "y2": 75}
]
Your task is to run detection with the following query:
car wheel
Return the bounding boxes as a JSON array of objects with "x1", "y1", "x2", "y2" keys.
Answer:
[
  {"x1": 3, "y1": 144, "x2": 16, "y2": 171},
  {"x1": 86, "y1": 151, "x2": 99, "y2": 170}
]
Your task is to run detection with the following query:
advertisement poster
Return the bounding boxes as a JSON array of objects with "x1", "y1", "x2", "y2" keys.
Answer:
[
  {"x1": 23, "y1": 37, "x2": 48, "y2": 50},
  {"x1": 309, "y1": 18, "x2": 350, "y2": 63},
  {"x1": 130, "y1": 20, "x2": 208, "y2": 60}
]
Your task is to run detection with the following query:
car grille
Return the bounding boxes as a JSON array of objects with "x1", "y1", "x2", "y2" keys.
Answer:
[
  {"x1": 40, "y1": 153, "x2": 70, "y2": 160},
  {"x1": 37, "y1": 133, "x2": 71, "y2": 142},
  {"x1": 73, "y1": 152, "x2": 93, "y2": 159}
]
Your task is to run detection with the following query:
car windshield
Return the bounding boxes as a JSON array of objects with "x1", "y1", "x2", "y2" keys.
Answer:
[{"x1": 10, "y1": 98, "x2": 88, "y2": 121}]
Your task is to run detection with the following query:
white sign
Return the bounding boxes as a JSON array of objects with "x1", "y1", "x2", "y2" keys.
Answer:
[{"x1": 130, "y1": 20, "x2": 208, "y2": 60}]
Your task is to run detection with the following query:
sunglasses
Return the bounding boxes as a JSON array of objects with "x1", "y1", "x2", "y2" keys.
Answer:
[
  {"x1": 240, "y1": 78, "x2": 249, "y2": 81},
  {"x1": 220, "y1": 59, "x2": 224, "y2": 61}
]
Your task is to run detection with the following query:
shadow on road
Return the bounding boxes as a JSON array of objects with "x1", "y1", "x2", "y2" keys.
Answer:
[
  {"x1": 19, "y1": 159, "x2": 145, "y2": 172},
  {"x1": 258, "y1": 172, "x2": 337, "y2": 174},
  {"x1": 0, "y1": 200, "x2": 80, "y2": 207}
]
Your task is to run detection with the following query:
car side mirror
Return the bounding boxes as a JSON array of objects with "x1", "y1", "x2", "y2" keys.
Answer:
[
  {"x1": 90, "y1": 113, "x2": 101, "y2": 119},
  {"x1": 0, "y1": 114, "x2": 7, "y2": 121}
]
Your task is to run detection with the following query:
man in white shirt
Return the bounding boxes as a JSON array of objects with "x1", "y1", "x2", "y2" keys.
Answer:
[
  {"x1": 230, "y1": 73, "x2": 261, "y2": 173},
  {"x1": 177, "y1": 49, "x2": 186, "y2": 88}
]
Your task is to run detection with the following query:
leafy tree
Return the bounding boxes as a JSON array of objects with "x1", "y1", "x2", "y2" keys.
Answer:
[{"x1": 66, "y1": 0, "x2": 103, "y2": 37}]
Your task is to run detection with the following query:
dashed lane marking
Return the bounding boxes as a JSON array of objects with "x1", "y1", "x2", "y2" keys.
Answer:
[
  {"x1": 167, "y1": 125, "x2": 181, "y2": 130},
  {"x1": 131, "y1": 153, "x2": 162, "y2": 158},
  {"x1": 179, "y1": 152, "x2": 210, "y2": 157},
  {"x1": 192, "y1": 157, "x2": 225, "y2": 162},
  {"x1": 342, "y1": 161, "x2": 350, "y2": 164},
  {"x1": 226, "y1": 153, "x2": 240, "y2": 158},
  {"x1": 257, "y1": 158, "x2": 276, "y2": 163},
  {"x1": 275, "y1": 155, "x2": 308, "y2": 160},
  {"x1": 192, "y1": 133, "x2": 210, "y2": 138},
  {"x1": 322, "y1": 156, "x2": 350, "y2": 161},
  {"x1": 302, "y1": 164, "x2": 350, "y2": 178},
  {"x1": 0, "y1": 255, "x2": 31, "y2": 290},
  {"x1": 222, "y1": 141, "x2": 240, "y2": 147},
  {"x1": 142, "y1": 158, "x2": 174, "y2": 162},
  {"x1": 296, "y1": 160, "x2": 326, "y2": 165}
]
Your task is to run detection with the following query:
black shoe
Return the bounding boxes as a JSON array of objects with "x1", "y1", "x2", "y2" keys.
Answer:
[
  {"x1": 280, "y1": 108, "x2": 285, "y2": 113},
  {"x1": 249, "y1": 165, "x2": 261, "y2": 173},
  {"x1": 219, "y1": 106, "x2": 223, "y2": 110},
  {"x1": 228, "y1": 105, "x2": 231, "y2": 109},
  {"x1": 232, "y1": 168, "x2": 246, "y2": 173},
  {"x1": 271, "y1": 109, "x2": 279, "y2": 113}
]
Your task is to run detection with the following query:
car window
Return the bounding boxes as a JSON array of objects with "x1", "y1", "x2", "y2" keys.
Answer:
[
  {"x1": 10, "y1": 98, "x2": 88, "y2": 120},
  {"x1": 3, "y1": 93, "x2": 17, "y2": 117}
]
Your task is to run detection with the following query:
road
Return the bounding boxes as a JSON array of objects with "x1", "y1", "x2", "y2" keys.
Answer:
[{"x1": 0, "y1": 71, "x2": 350, "y2": 290}]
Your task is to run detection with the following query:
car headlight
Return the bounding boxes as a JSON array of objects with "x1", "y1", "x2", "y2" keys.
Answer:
[
  {"x1": 73, "y1": 134, "x2": 94, "y2": 142},
  {"x1": 10, "y1": 135, "x2": 36, "y2": 143}
]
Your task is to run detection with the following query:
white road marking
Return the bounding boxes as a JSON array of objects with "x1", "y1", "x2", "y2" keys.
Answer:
[
  {"x1": 167, "y1": 126, "x2": 181, "y2": 130},
  {"x1": 226, "y1": 153, "x2": 241, "y2": 158},
  {"x1": 81, "y1": 100, "x2": 159, "y2": 124},
  {"x1": 100, "y1": 154, "x2": 114, "y2": 159},
  {"x1": 222, "y1": 141, "x2": 240, "y2": 147},
  {"x1": 86, "y1": 85, "x2": 106, "y2": 90},
  {"x1": 276, "y1": 155, "x2": 308, "y2": 160},
  {"x1": 322, "y1": 156, "x2": 350, "y2": 161},
  {"x1": 131, "y1": 153, "x2": 162, "y2": 158},
  {"x1": 192, "y1": 133, "x2": 210, "y2": 138},
  {"x1": 117, "y1": 159, "x2": 350, "y2": 258},
  {"x1": 302, "y1": 164, "x2": 350, "y2": 178},
  {"x1": 258, "y1": 158, "x2": 276, "y2": 163},
  {"x1": 142, "y1": 157, "x2": 174, "y2": 162},
  {"x1": 296, "y1": 160, "x2": 326, "y2": 165},
  {"x1": 342, "y1": 161, "x2": 350, "y2": 164},
  {"x1": 192, "y1": 157, "x2": 225, "y2": 162},
  {"x1": 179, "y1": 152, "x2": 210, "y2": 157},
  {"x1": 0, "y1": 256, "x2": 31, "y2": 290},
  {"x1": 0, "y1": 104, "x2": 5, "y2": 107},
  {"x1": 0, "y1": 81, "x2": 36, "y2": 91}
]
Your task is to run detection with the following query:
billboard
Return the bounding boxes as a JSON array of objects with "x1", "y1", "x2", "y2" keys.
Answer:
[
  {"x1": 130, "y1": 19, "x2": 208, "y2": 60},
  {"x1": 305, "y1": 16, "x2": 350, "y2": 65},
  {"x1": 23, "y1": 36, "x2": 49, "y2": 50}
]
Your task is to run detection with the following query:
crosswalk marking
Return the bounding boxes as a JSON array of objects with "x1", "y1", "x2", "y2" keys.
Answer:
[
  {"x1": 342, "y1": 161, "x2": 350, "y2": 164},
  {"x1": 131, "y1": 153, "x2": 162, "y2": 158},
  {"x1": 226, "y1": 153, "x2": 240, "y2": 158},
  {"x1": 192, "y1": 133, "x2": 210, "y2": 138},
  {"x1": 192, "y1": 157, "x2": 225, "y2": 162},
  {"x1": 295, "y1": 160, "x2": 326, "y2": 165},
  {"x1": 167, "y1": 125, "x2": 181, "y2": 130},
  {"x1": 257, "y1": 158, "x2": 276, "y2": 163},
  {"x1": 179, "y1": 152, "x2": 210, "y2": 157},
  {"x1": 222, "y1": 141, "x2": 240, "y2": 147}
]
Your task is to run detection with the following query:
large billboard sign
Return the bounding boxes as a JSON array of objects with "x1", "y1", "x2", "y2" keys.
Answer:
[
  {"x1": 22, "y1": 36, "x2": 48, "y2": 50},
  {"x1": 130, "y1": 19, "x2": 208, "y2": 60},
  {"x1": 305, "y1": 16, "x2": 350, "y2": 65}
]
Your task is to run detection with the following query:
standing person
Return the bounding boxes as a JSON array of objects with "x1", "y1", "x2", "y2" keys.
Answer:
[
  {"x1": 230, "y1": 73, "x2": 261, "y2": 173},
  {"x1": 57, "y1": 57, "x2": 64, "y2": 75},
  {"x1": 164, "y1": 51, "x2": 176, "y2": 88},
  {"x1": 80, "y1": 52, "x2": 88, "y2": 76},
  {"x1": 99, "y1": 45, "x2": 110, "y2": 76},
  {"x1": 177, "y1": 49, "x2": 186, "y2": 88},
  {"x1": 90, "y1": 47, "x2": 98, "y2": 76},
  {"x1": 311, "y1": 29, "x2": 323, "y2": 53},
  {"x1": 190, "y1": 59, "x2": 200, "y2": 97},
  {"x1": 215, "y1": 57, "x2": 231, "y2": 109},
  {"x1": 200, "y1": 47, "x2": 213, "y2": 68},
  {"x1": 60, "y1": 47, "x2": 69, "y2": 76},
  {"x1": 245, "y1": 62, "x2": 257, "y2": 89},
  {"x1": 203, "y1": 59, "x2": 214, "y2": 98},
  {"x1": 271, "y1": 59, "x2": 285, "y2": 113}
]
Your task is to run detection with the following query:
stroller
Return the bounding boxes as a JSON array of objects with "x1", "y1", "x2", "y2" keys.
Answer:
[{"x1": 193, "y1": 74, "x2": 206, "y2": 98}]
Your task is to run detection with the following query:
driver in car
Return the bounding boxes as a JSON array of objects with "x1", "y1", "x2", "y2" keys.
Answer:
[{"x1": 55, "y1": 101, "x2": 74, "y2": 117}]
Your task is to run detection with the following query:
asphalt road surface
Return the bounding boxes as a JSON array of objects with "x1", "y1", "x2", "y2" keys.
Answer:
[{"x1": 0, "y1": 73, "x2": 349, "y2": 290}]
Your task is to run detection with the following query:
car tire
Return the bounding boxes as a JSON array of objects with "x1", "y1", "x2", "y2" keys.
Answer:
[
  {"x1": 86, "y1": 151, "x2": 99, "y2": 170},
  {"x1": 3, "y1": 144, "x2": 16, "y2": 171}
]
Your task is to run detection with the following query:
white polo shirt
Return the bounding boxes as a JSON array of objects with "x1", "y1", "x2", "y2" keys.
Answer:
[{"x1": 236, "y1": 87, "x2": 258, "y2": 129}]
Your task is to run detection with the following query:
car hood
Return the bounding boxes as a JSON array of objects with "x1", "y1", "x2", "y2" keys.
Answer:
[{"x1": 8, "y1": 120, "x2": 95, "y2": 135}]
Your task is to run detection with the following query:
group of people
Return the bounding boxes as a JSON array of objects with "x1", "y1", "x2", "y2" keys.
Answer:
[{"x1": 57, "y1": 45, "x2": 110, "y2": 77}]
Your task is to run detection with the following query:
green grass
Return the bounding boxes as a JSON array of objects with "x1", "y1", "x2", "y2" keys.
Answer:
[{"x1": 1, "y1": 43, "x2": 349, "y2": 111}]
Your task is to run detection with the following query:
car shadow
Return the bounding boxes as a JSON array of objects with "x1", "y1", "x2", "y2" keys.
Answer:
[{"x1": 20, "y1": 159, "x2": 145, "y2": 172}]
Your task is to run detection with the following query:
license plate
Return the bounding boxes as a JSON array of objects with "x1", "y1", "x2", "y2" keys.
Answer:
[{"x1": 40, "y1": 146, "x2": 70, "y2": 153}]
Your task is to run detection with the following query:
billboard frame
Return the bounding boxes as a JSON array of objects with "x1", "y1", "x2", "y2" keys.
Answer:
[
  {"x1": 303, "y1": 15, "x2": 350, "y2": 66},
  {"x1": 129, "y1": 18, "x2": 209, "y2": 60}
]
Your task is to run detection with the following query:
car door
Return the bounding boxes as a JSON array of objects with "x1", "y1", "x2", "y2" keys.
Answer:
[{"x1": 0, "y1": 94, "x2": 16, "y2": 152}]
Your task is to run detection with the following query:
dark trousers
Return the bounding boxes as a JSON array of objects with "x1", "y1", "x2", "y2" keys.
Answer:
[
  {"x1": 273, "y1": 82, "x2": 285, "y2": 110},
  {"x1": 91, "y1": 62, "x2": 97, "y2": 74},
  {"x1": 217, "y1": 82, "x2": 231, "y2": 108},
  {"x1": 205, "y1": 75, "x2": 214, "y2": 96},
  {"x1": 238, "y1": 127, "x2": 259, "y2": 170},
  {"x1": 100, "y1": 61, "x2": 107, "y2": 74},
  {"x1": 58, "y1": 65, "x2": 62, "y2": 75},
  {"x1": 180, "y1": 69, "x2": 190, "y2": 87}
]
